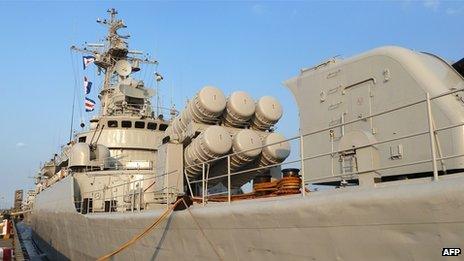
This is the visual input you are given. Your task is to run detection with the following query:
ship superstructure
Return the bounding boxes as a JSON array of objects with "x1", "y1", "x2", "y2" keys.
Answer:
[
  {"x1": 30, "y1": 9, "x2": 172, "y2": 211},
  {"x1": 24, "y1": 9, "x2": 464, "y2": 261},
  {"x1": 30, "y1": 9, "x2": 290, "y2": 215}
]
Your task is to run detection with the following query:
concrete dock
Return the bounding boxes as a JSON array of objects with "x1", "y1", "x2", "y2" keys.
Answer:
[
  {"x1": 1, "y1": 222, "x2": 14, "y2": 260},
  {"x1": 1, "y1": 218, "x2": 29, "y2": 260}
]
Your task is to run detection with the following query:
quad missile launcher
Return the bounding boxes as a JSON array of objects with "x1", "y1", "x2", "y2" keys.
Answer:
[{"x1": 164, "y1": 85, "x2": 290, "y2": 190}]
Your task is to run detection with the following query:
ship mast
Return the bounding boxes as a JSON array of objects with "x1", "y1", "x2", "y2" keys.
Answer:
[{"x1": 71, "y1": 8, "x2": 158, "y2": 117}]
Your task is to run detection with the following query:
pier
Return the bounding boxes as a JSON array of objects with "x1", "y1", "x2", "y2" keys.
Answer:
[
  {"x1": 0, "y1": 232, "x2": 13, "y2": 260},
  {"x1": 2, "y1": 213, "x2": 40, "y2": 260}
]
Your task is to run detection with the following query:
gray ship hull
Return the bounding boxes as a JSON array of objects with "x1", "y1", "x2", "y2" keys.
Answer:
[{"x1": 29, "y1": 175, "x2": 464, "y2": 260}]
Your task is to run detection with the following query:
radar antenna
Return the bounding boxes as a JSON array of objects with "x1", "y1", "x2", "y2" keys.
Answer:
[{"x1": 70, "y1": 8, "x2": 159, "y2": 118}]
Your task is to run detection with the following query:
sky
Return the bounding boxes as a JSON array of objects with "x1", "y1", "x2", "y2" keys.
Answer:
[{"x1": 0, "y1": 0, "x2": 463, "y2": 207}]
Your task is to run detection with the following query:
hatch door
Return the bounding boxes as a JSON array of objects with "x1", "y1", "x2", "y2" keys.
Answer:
[{"x1": 345, "y1": 80, "x2": 374, "y2": 133}]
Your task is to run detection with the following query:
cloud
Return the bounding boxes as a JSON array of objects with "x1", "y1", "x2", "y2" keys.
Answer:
[
  {"x1": 418, "y1": 0, "x2": 463, "y2": 15},
  {"x1": 423, "y1": 0, "x2": 440, "y2": 11},
  {"x1": 16, "y1": 142, "x2": 26, "y2": 147},
  {"x1": 446, "y1": 6, "x2": 464, "y2": 15}
]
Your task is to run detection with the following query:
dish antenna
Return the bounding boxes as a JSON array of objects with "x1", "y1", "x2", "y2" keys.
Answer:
[{"x1": 115, "y1": 59, "x2": 132, "y2": 77}]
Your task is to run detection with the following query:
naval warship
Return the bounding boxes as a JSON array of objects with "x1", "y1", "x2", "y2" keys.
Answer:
[{"x1": 24, "y1": 8, "x2": 464, "y2": 260}]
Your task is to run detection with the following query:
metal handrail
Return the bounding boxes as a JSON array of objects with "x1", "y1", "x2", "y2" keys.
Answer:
[
  {"x1": 77, "y1": 87, "x2": 464, "y2": 210},
  {"x1": 78, "y1": 183, "x2": 182, "y2": 214},
  {"x1": 183, "y1": 87, "x2": 464, "y2": 171},
  {"x1": 189, "y1": 158, "x2": 302, "y2": 184},
  {"x1": 190, "y1": 119, "x2": 464, "y2": 185},
  {"x1": 81, "y1": 169, "x2": 180, "y2": 194},
  {"x1": 304, "y1": 152, "x2": 464, "y2": 184},
  {"x1": 188, "y1": 87, "x2": 464, "y2": 204}
]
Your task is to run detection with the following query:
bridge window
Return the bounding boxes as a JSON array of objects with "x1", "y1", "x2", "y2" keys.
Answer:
[
  {"x1": 78, "y1": 136, "x2": 87, "y2": 143},
  {"x1": 159, "y1": 124, "x2": 168, "y2": 131},
  {"x1": 108, "y1": 120, "x2": 118, "y2": 128},
  {"x1": 147, "y1": 122, "x2": 157, "y2": 130},
  {"x1": 121, "y1": 121, "x2": 132, "y2": 128},
  {"x1": 135, "y1": 121, "x2": 145, "y2": 129}
]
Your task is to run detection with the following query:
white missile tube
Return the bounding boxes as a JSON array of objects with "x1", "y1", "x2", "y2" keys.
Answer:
[
  {"x1": 184, "y1": 125, "x2": 232, "y2": 177},
  {"x1": 251, "y1": 96, "x2": 283, "y2": 131},
  {"x1": 229, "y1": 129, "x2": 262, "y2": 169},
  {"x1": 223, "y1": 91, "x2": 256, "y2": 127},
  {"x1": 167, "y1": 86, "x2": 226, "y2": 140},
  {"x1": 256, "y1": 132, "x2": 291, "y2": 170},
  {"x1": 186, "y1": 85, "x2": 226, "y2": 123}
]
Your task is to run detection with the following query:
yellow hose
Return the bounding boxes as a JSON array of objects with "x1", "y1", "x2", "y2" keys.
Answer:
[{"x1": 96, "y1": 198, "x2": 182, "y2": 261}]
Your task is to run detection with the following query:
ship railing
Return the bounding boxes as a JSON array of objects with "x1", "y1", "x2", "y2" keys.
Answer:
[
  {"x1": 122, "y1": 102, "x2": 179, "y2": 119},
  {"x1": 184, "y1": 87, "x2": 464, "y2": 205},
  {"x1": 77, "y1": 168, "x2": 183, "y2": 214},
  {"x1": 80, "y1": 158, "x2": 156, "y2": 172},
  {"x1": 153, "y1": 106, "x2": 180, "y2": 118}
]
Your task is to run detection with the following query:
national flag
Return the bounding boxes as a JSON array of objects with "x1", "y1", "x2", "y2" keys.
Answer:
[
  {"x1": 83, "y1": 76, "x2": 92, "y2": 95},
  {"x1": 83, "y1": 55, "x2": 95, "y2": 69},
  {"x1": 84, "y1": 97, "x2": 96, "y2": 112}
]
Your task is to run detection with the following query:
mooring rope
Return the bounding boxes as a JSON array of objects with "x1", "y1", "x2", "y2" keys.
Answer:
[
  {"x1": 96, "y1": 197, "x2": 224, "y2": 261},
  {"x1": 96, "y1": 198, "x2": 182, "y2": 261}
]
